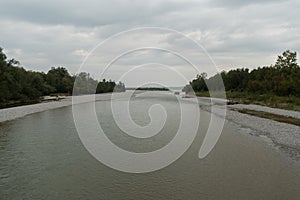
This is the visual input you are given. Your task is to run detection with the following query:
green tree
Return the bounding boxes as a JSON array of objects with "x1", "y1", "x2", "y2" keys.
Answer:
[
  {"x1": 186, "y1": 50, "x2": 300, "y2": 97},
  {"x1": 46, "y1": 67, "x2": 73, "y2": 94}
]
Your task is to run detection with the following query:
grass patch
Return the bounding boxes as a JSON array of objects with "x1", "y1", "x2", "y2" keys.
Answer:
[
  {"x1": 195, "y1": 91, "x2": 210, "y2": 97},
  {"x1": 227, "y1": 92, "x2": 300, "y2": 111},
  {"x1": 195, "y1": 91, "x2": 227, "y2": 98},
  {"x1": 0, "y1": 99, "x2": 41, "y2": 109},
  {"x1": 237, "y1": 109, "x2": 300, "y2": 126},
  {"x1": 196, "y1": 91, "x2": 300, "y2": 111}
]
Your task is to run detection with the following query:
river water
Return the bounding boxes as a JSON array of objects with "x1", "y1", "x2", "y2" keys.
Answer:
[{"x1": 1, "y1": 92, "x2": 300, "y2": 199}]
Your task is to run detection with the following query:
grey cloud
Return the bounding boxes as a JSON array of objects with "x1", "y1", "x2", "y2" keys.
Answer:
[
  {"x1": 1, "y1": 0, "x2": 300, "y2": 86},
  {"x1": 0, "y1": 0, "x2": 193, "y2": 27},
  {"x1": 210, "y1": 0, "x2": 287, "y2": 8}
]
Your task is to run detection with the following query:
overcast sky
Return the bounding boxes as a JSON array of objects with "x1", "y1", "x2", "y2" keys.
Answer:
[{"x1": 0, "y1": 0, "x2": 299, "y2": 86}]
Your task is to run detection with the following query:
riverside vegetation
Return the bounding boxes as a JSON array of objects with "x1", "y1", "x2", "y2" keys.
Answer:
[
  {"x1": 183, "y1": 50, "x2": 300, "y2": 111},
  {"x1": 0, "y1": 47, "x2": 125, "y2": 108}
]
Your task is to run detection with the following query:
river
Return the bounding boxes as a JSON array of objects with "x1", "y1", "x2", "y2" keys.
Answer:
[{"x1": 1, "y1": 91, "x2": 300, "y2": 199}]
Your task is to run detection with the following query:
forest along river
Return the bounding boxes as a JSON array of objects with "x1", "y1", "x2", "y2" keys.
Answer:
[{"x1": 1, "y1": 91, "x2": 300, "y2": 200}]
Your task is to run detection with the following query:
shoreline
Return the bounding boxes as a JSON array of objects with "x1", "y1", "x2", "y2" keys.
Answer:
[
  {"x1": 0, "y1": 98, "x2": 73, "y2": 123},
  {"x1": 227, "y1": 107, "x2": 300, "y2": 160},
  {"x1": 197, "y1": 97, "x2": 300, "y2": 160},
  {"x1": 0, "y1": 93, "x2": 120, "y2": 123},
  {"x1": 0, "y1": 92, "x2": 138, "y2": 124}
]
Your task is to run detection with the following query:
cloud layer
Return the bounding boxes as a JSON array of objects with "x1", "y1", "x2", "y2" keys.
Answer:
[{"x1": 1, "y1": 0, "x2": 299, "y2": 86}]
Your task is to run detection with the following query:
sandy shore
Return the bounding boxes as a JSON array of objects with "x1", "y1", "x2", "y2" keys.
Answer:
[
  {"x1": 0, "y1": 93, "x2": 122, "y2": 123},
  {"x1": 0, "y1": 98, "x2": 72, "y2": 123}
]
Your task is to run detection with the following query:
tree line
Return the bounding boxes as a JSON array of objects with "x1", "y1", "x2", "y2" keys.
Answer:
[
  {"x1": 127, "y1": 87, "x2": 169, "y2": 91},
  {"x1": 183, "y1": 50, "x2": 300, "y2": 97},
  {"x1": 0, "y1": 47, "x2": 125, "y2": 108}
]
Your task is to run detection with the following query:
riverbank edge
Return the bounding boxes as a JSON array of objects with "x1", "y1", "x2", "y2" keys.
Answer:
[
  {"x1": 197, "y1": 97, "x2": 300, "y2": 160},
  {"x1": 195, "y1": 91, "x2": 300, "y2": 112},
  {"x1": 0, "y1": 93, "x2": 119, "y2": 123}
]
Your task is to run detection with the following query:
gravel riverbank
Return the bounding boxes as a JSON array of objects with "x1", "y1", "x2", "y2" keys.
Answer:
[{"x1": 197, "y1": 97, "x2": 300, "y2": 160}]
